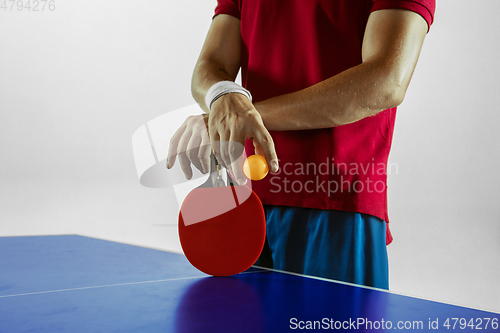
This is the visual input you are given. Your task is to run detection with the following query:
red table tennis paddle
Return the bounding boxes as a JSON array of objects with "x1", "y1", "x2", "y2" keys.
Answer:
[{"x1": 178, "y1": 154, "x2": 266, "y2": 276}]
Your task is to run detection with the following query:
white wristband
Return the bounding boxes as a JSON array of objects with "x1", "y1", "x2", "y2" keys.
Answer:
[{"x1": 204, "y1": 81, "x2": 252, "y2": 111}]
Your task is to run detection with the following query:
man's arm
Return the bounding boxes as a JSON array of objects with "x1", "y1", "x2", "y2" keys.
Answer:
[
  {"x1": 191, "y1": 14, "x2": 242, "y2": 113},
  {"x1": 255, "y1": 9, "x2": 429, "y2": 131},
  {"x1": 189, "y1": 14, "x2": 279, "y2": 181}
]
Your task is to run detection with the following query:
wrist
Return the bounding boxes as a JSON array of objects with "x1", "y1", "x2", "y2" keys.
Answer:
[
  {"x1": 211, "y1": 92, "x2": 255, "y2": 115},
  {"x1": 205, "y1": 81, "x2": 252, "y2": 111},
  {"x1": 253, "y1": 100, "x2": 271, "y2": 128}
]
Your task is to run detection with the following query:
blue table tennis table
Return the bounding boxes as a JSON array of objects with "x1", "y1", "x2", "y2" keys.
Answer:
[{"x1": 1, "y1": 235, "x2": 499, "y2": 332}]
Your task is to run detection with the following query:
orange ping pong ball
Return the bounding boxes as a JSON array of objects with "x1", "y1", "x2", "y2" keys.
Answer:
[{"x1": 243, "y1": 155, "x2": 269, "y2": 181}]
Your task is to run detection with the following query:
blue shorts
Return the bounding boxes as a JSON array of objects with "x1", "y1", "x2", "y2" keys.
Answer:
[{"x1": 255, "y1": 205, "x2": 389, "y2": 290}]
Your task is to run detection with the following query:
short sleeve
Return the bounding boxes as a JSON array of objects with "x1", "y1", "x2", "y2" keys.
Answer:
[
  {"x1": 214, "y1": 0, "x2": 241, "y2": 20},
  {"x1": 370, "y1": 0, "x2": 436, "y2": 31}
]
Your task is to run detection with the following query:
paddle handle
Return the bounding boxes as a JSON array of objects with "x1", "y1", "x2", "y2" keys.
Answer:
[{"x1": 197, "y1": 153, "x2": 237, "y2": 189}]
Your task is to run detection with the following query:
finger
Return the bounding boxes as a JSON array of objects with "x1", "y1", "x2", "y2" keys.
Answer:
[
  {"x1": 177, "y1": 128, "x2": 194, "y2": 180},
  {"x1": 196, "y1": 116, "x2": 211, "y2": 174},
  {"x1": 228, "y1": 135, "x2": 247, "y2": 185},
  {"x1": 199, "y1": 134, "x2": 211, "y2": 174},
  {"x1": 208, "y1": 118, "x2": 223, "y2": 167},
  {"x1": 211, "y1": 133, "x2": 223, "y2": 168},
  {"x1": 186, "y1": 134, "x2": 204, "y2": 174},
  {"x1": 166, "y1": 123, "x2": 187, "y2": 169},
  {"x1": 252, "y1": 126, "x2": 279, "y2": 173},
  {"x1": 219, "y1": 133, "x2": 233, "y2": 177},
  {"x1": 178, "y1": 151, "x2": 193, "y2": 180}
]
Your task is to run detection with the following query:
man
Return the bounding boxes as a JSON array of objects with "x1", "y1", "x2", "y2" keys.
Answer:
[{"x1": 168, "y1": 0, "x2": 435, "y2": 289}]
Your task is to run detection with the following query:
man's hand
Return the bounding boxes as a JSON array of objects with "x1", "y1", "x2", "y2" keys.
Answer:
[
  {"x1": 166, "y1": 93, "x2": 279, "y2": 184},
  {"x1": 209, "y1": 92, "x2": 279, "y2": 184},
  {"x1": 166, "y1": 114, "x2": 211, "y2": 180},
  {"x1": 175, "y1": 13, "x2": 279, "y2": 183}
]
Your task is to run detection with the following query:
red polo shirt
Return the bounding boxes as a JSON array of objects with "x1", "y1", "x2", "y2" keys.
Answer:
[{"x1": 214, "y1": 0, "x2": 435, "y2": 245}]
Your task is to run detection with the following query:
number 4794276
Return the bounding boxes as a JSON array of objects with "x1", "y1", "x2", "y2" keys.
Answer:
[
  {"x1": 1, "y1": 0, "x2": 56, "y2": 11},
  {"x1": 443, "y1": 318, "x2": 498, "y2": 330}
]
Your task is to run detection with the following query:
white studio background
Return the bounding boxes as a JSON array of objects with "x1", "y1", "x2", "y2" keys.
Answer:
[
  {"x1": 386, "y1": 0, "x2": 500, "y2": 313},
  {"x1": 0, "y1": 0, "x2": 215, "y2": 251},
  {"x1": 1, "y1": 0, "x2": 499, "y2": 313}
]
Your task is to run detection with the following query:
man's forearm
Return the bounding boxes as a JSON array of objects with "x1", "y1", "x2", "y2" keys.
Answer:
[
  {"x1": 193, "y1": 56, "x2": 406, "y2": 129},
  {"x1": 191, "y1": 59, "x2": 236, "y2": 113},
  {"x1": 254, "y1": 59, "x2": 407, "y2": 131},
  {"x1": 253, "y1": 9, "x2": 428, "y2": 131}
]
